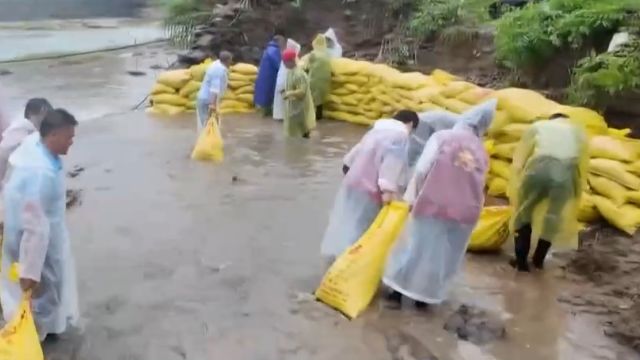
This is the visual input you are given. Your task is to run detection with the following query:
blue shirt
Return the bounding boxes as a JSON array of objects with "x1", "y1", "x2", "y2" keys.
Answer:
[
  {"x1": 197, "y1": 60, "x2": 229, "y2": 103},
  {"x1": 36, "y1": 139, "x2": 62, "y2": 171}
]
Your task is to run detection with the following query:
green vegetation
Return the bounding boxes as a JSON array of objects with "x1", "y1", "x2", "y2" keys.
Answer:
[
  {"x1": 568, "y1": 38, "x2": 640, "y2": 109},
  {"x1": 408, "y1": 0, "x2": 494, "y2": 38},
  {"x1": 158, "y1": 0, "x2": 215, "y2": 48}
]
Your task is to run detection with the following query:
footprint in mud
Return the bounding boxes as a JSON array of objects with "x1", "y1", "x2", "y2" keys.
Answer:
[{"x1": 443, "y1": 304, "x2": 506, "y2": 345}]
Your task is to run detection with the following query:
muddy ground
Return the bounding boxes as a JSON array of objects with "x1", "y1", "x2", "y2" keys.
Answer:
[{"x1": 1, "y1": 46, "x2": 639, "y2": 359}]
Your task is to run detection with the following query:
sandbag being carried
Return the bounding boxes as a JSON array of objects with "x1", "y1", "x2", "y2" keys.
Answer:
[
  {"x1": 315, "y1": 202, "x2": 409, "y2": 319},
  {"x1": 467, "y1": 206, "x2": 512, "y2": 252},
  {"x1": 0, "y1": 293, "x2": 44, "y2": 360},
  {"x1": 191, "y1": 114, "x2": 224, "y2": 163},
  {"x1": 555, "y1": 105, "x2": 608, "y2": 136}
]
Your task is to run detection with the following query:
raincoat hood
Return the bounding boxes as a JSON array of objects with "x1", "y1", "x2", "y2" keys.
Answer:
[
  {"x1": 8, "y1": 132, "x2": 57, "y2": 171},
  {"x1": 324, "y1": 28, "x2": 343, "y2": 58},
  {"x1": 456, "y1": 99, "x2": 497, "y2": 137},
  {"x1": 374, "y1": 119, "x2": 409, "y2": 134},
  {"x1": 312, "y1": 35, "x2": 328, "y2": 51},
  {"x1": 286, "y1": 39, "x2": 302, "y2": 54}
]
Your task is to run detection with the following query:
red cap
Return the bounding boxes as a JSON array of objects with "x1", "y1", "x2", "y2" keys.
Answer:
[{"x1": 282, "y1": 48, "x2": 297, "y2": 62}]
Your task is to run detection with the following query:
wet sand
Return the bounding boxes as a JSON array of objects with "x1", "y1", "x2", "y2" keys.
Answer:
[{"x1": 1, "y1": 48, "x2": 638, "y2": 359}]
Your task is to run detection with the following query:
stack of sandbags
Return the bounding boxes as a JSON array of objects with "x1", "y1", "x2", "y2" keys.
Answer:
[
  {"x1": 325, "y1": 59, "x2": 498, "y2": 126},
  {"x1": 220, "y1": 63, "x2": 257, "y2": 115},
  {"x1": 147, "y1": 69, "x2": 193, "y2": 116}
]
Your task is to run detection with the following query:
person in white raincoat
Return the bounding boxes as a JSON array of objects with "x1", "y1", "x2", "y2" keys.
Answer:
[
  {"x1": 273, "y1": 39, "x2": 302, "y2": 121},
  {"x1": 408, "y1": 109, "x2": 459, "y2": 168},
  {"x1": 324, "y1": 28, "x2": 343, "y2": 59},
  {"x1": 1, "y1": 108, "x2": 79, "y2": 340},
  {"x1": 383, "y1": 100, "x2": 496, "y2": 309},
  {"x1": 0, "y1": 98, "x2": 53, "y2": 187},
  {"x1": 320, "y1": 110, "x2": 419, "y2": 261}
]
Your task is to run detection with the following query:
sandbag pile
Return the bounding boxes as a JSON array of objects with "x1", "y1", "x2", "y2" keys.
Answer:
[
  {"x1": 219, "y1": 63, "x2": 257, "y2": 115},
  {"x1": 147, "y1": 60, "x2": 212, "y2": 116},
  {"x1": 325, "y1": 58, "x2": 497, "y2": 126},
  {"x1": 147, "y1": 61, "x2": 257, "y2": 117}
]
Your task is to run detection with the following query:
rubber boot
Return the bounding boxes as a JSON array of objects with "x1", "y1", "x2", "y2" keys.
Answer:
[
  {"x1": 532, "y1": 240, "x2": 552, "y2": 270},
  {"x1": 386, "y1": 290, "x2": 402, "y2": 309},
  {"x1": 510, "y1": 224, "x2": 532, "y2": 272}
]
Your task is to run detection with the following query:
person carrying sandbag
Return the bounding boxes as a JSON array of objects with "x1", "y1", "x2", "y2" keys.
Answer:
[
  {"x1": 383, "y1": 100, "x2": 495, "y2": 309},
  {"x1": 303, "y1": 34, "x2": 332, "y2": 121},
  {"x1": 320, "y1": 111, "x2": 419, "y2": 262},
  {"x1": 1, "y1": 109, "x2": 80, "y2": 341},
  {"x1": 196, "y1": 51, "x2": 233, "y2": 132},
  {"x1": 282, "y1": 48, "x2": 315, "y2": 138},
  {"x1": 408, "y1": 110, "x2": 459, "y2": 168},
  {"x1": 508, "y1": 113, "x2": 588, "y2": 272},
  {"x1": 254, "y1": 35, "x2": 285, "y2": 118},
  {"x1": 273, "y1": 39, "x2": 302, "y2": 122}
]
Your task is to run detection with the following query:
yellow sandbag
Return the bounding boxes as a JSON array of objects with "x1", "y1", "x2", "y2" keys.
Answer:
[
  {"x1": 151, "y1": 93, "x2": 189, "y2": 107},
  {"x1": 491, "y1": 88, "x2": 559, "y2": 123},
  {"x1": 221, "y1": 99, "x2": 250, "y2": 109},
  {"x1": 493, "y1": 142, "x2": 517, "y2": 160},
  {"x1": 228, "y1": 80, "x2": 252, "y2": 90},
  {"x1": 315, "y1": 202, "x2": 409, "y2": 319},
  {"x1": 333, "y1": 75, "x2": 369, "y2": 86},
  {"x1": 235, "y1": 93, "x2": 253, "y2": 104},
  {"x1": 157, "y1": 69, "x2": 192, "y2": 90},
  {"x1": 189, "y1": 59, "x2": 212, "y2": 81},
  {"x1": 145, "y1": 104, "x2": 185, "y2": 117},
  {"x1": 626, "y1": 191, "x2": 640, "y2": 206},
  {"x1": 430, "y1": 95, "x2": 471, "y2": 113},
  {"x1": 578, "y1": 192, "x2": 600, "y2": 222},
  {"x1": 324, "y1": 110, "x2": 373, "y2": 126},
  {"x1": 590, "y1": 158, "x2": 640, "y2": 190},
  {"x1": 412, "y1": 87, "x2": 442, "y2": 103},
  {"x1": 589, "y1": 136, "x2": 637, "y2": 162},
  {"x1": 231, "y1": 63, "x2": 258, "y2": 75},
  {"x1": 627, "y1": 160, "x2": 640, "y2": 176},
  {"x1": 431, "y1": 69, "x2": 458, "y2": 85},
  {"x1": 416, "y1": 102, "x2": 438, "y2": 112},
  {"x1": 229, "y1": 72, "x2": 256, "y2": 82},
  {"x1": 331, "y1": 58, "x2": 371, "y2": 75},
  {"x1": 388, "y1": 72, "x2": 430, "y2": 90},
  {"x1": 556, "y1": 105, "x2": 608, "y2": 136},
  {"x1": 219, "y1": 107, "x2": 254, "y2": 115},
  {"x1": 489, "y1": 159, "x2": 511, "y2": 180},
  {"x1": 588, "y1": 175, "x2": 627, "y2": 205},
  {"x1": 186, "y1": 100, "x2": 196, "y2": 110},
  {"x1": 487, "y1": 176, "x2": 508, "y2": 197},
  {"x1": 592, "y1": 195, "x2": 638, "y2": 235},
  {"x1": 235, "y1": 84, "x2": 254, "y2": 95},
  {"x1": 332, "y1": 87, "x2": 352, "y2": 96},
  {"x1": 0, "y1": 293, "x2": 44, "y2": 360},
  {"x1": 608, "y1": 127, "x2": 632, "y2": 138},
  {"x1": 484, "y1": 139, "x2": 495, "y2": 156},
  {"x1": 440, "y1": 81, "x2": 476, "y2": 98},
  {"x1": 457, "y1": 87, "x2": 493, "y2": 105},
  {"x1": 467, "y1": 206, "x2": 512, "y2": 252},
  {"x1": 191, "y1": 114, "x2": 224, "y2": 162},
  {"x1": 150, "y1": 83, "x2": 176, "y2": 95},
  {"x1": 178, "y1": 80, "x2": 202, "y2": 98},
  {"x1": 491, "y1": 122, "x2": 530, "y2": 143}
]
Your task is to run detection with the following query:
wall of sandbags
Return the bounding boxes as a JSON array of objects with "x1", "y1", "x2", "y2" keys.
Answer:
[
  {"x1": 146, "y1": 58, "x2": 640, "y2": 235},
  {"x1": 146, "y1": 61, "x2": 258, "y2": 117}
]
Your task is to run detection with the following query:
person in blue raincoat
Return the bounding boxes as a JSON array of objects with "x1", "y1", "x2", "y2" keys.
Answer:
[
  {"x1": 254, "y1": 35, "x2": 286, "y2": 117},
  {"x1": 1, "y1": 108, "x2": 79, "y2": 341}
]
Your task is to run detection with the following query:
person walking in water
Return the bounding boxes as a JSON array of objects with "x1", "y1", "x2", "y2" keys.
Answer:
[
  {"x1": 383, "y1": 100, "x2": 496, "y2": 309},
  {"x1": 254, "y1": 35, "x2": 285, "y2": 117},
  {"x1": 303, "y1": 34, "x2": 332, "y2": 121},
  {"x1": 1, "y1": 108, "x2": 80, "y2": 341},
  {"x1": 509, "y1": 113, "x2": 588, "y2": 272},
  {"x1": 0, "y1": 98, "x2": 53, "y2": 186},
  {"x1": 196, "y1": 51, "x2": 233, "y2": 131},
  {"x1": 320, "y1": 111, "x2": 419, "y2": 262},
  {"x1": 282, "y1": 48, "x2": 315, "y2": 138}
]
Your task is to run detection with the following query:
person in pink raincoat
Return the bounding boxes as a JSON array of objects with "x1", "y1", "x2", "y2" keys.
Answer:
[
  {"x1": 320, "y1": 110, "x2": 419, "y2": 261},
  {"x1": 383, "y1": 100, "x2": 496, "y2": 309}
]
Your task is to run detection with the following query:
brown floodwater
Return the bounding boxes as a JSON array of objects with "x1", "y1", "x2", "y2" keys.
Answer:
[{"x1": 1, "y1": 46, "x2": 637, "y2": 360}]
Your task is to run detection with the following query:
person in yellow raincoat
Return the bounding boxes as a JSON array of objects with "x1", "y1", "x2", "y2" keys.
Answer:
[
  {"x1": 303, "y1": 34, "x2": 332, "y2": 121},
  {"x1": 508, "y1": 113, "x2": 588, "y2": 272},
  {"x1": 282, "y1": 48, "x2": 316, "y2": 138}
]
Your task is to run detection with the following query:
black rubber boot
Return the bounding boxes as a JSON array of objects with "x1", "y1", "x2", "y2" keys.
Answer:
[
  {"x1": 532, "y1": 240, "x2": 552, "y2": 270},
  {"x1": 511, "y1": 224, "x2": 532, "y2": 272},
  {"x1": 386, "y1": 291, "x2": 402, "y2": 309}
]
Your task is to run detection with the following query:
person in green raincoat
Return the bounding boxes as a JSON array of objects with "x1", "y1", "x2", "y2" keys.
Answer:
[
  {"x1": 282, "y1": 48, "x2": 316, "y2": 138},
  {"x1": 304, "y1": 34, "x2": 332, "y2": 121}
]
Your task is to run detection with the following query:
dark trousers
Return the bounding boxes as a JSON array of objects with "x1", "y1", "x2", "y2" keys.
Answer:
[
  {"x1": 316, "y1": 105, "x2": 323, "y2": 120},
  {"x1": 514, "y1": 224, "x2": 552, "y2": 270}
]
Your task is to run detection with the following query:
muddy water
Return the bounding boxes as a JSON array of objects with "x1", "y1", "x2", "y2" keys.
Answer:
[{"x1": 1, "y1": 49, "x2": 637, "y2": 359}]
